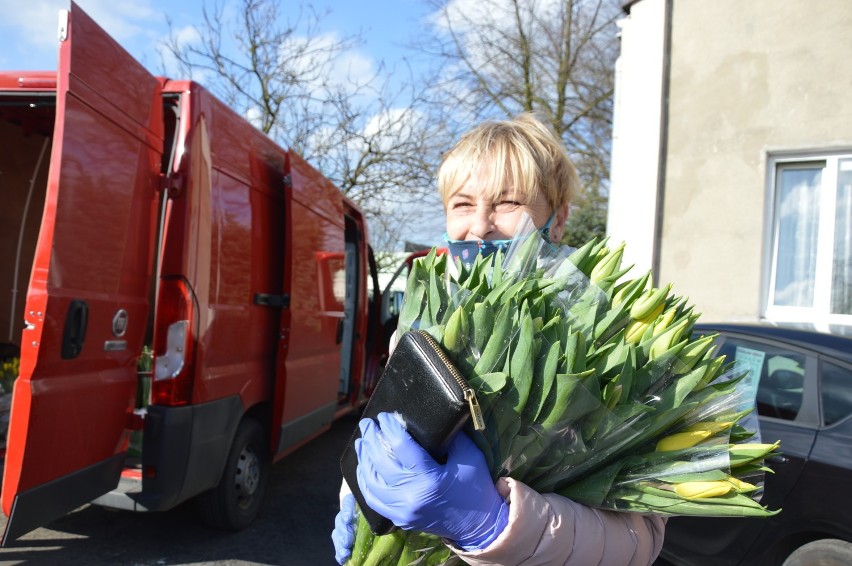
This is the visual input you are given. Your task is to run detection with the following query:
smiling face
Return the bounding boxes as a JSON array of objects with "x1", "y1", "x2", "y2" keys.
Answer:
[
  {"x1": 438, "y1": 114, "x2": 578, "y2": 245},
  {"x1": 445, "y1": 167, "x2": 566, "y2": 242}
]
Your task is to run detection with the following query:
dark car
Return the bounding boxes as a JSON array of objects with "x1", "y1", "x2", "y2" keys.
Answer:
[{"x1": 658, "y1": 323, "x2": 852, "y2": 566}]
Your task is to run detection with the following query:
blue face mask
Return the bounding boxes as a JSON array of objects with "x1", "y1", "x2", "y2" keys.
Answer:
[{"x1": 444, "y1": 214, "x2": 556, "y2": 268}]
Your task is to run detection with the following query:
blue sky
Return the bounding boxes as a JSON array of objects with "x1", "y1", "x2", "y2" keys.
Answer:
[
  {"x1": 0, "y1": 0, "x2": 430, "y2": 75},
  {"x1": 0, "y1": 0, "x2": 448, "y2": 247}
]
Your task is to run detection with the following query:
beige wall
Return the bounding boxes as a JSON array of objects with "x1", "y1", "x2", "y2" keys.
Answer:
[{"x1": 660, "y1": 0, "x2": 852, "y2": 322}]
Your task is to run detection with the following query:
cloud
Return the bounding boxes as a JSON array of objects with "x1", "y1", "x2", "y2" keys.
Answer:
[
  {"x1": 428, "y1": 0, "x2": 564, "y2": 69},
  {"x1": 0, "y1": 0, "x2": 161, "y2": 51},
  {"x1": 156, "y1": 24, "x2": 204, "y2": 79},
  {"x1": 280, "y1": 30, "x2": 376, "y2": 96},
  {"x1": 0, "y1": 0, "x2": 173, "y2": 72},
  {"x1": 333, "y1": 49, "x2": 375, "y2": 89}
]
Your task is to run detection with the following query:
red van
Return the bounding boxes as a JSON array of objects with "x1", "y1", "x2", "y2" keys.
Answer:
[{"x1": 0, "y1": 2, "x2": 387, "y2": 544}]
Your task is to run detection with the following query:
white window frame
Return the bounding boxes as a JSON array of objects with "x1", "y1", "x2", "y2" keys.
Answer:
[
  {"x1": 761, "y1": 149, "x2": 852, "y2": 330},
  {"x1": 763, "y1": 150, "x2": 852, "y2": 329}
]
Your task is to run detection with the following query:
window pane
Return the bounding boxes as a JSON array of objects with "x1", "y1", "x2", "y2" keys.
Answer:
[
  {"x1": 832, "y1": 160, "x2": 852, "y2": 314},
  {"x1": 773, "y1": 166, "x2": 822, "y2": 308},
  {"x1": 717, "y1": 337, "x2": 806, "y2": 421},
  {"x1": 821, "y1": 360, "x2": 852, "y2": 426}
]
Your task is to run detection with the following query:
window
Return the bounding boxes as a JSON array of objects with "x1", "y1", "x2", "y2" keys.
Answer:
[
  {"x1": 766, "y1": 154, "x2": 852, "y2": 326},
  {"x1": 820, "y1": 360, "x2": 852, "y2": 426},
  {"x1": 717, "y1": 337, "x2": 807, "y2": 422}
]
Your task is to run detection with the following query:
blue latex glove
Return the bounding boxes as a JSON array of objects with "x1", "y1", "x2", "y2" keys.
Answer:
[
  {"x1": 331, "y1": 493, "x2": 356, "y2": 565},
  {"x1": 355, "y1": 412, "x2": 508, "y2": 550}
]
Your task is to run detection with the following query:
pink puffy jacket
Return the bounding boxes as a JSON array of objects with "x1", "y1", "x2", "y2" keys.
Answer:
[
  {"x1": 339, "y1": 476, "x2": 665, "y2": 566},
  {"x1": 448, "y1": 477, "x2": 666, "y2": 566}
]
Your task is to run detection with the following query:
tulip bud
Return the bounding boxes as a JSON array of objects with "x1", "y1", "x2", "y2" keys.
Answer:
[
  {"x1": 683, "y1": 421, "x2": 733, "y2": 435},
  {"x1": 674, "y1": 481, "x2": 733, "y2": 499},
  {"x1": 443, "y1": 305, "x2": 469, "y2": 354},
  {"x1": 625, "y1": 319, "x2": 650, "y2": 344},
  {"x1": 590, "y1": 243, "x2": 625, "y2": 284},
  {"x1": 726, "y1": 476, "x2": 757, "y2": 493},
  {"x1": 652, "y1": 307, "x2": 677, "y2": 337},
  {"x1": 676, "y1": 334, "x2": 717, "y2": 374},
  {"x1": 612, "y1": 272, "x2": 650, "y2": 309},
  {"x1": 630, "y1": 284, "x2": 671, "y2": 320},
  {"x1": 649, "y1": 316, "x2": 691, "y2": 361},
  {"x1": 655, "y1": 429, "x2": 714, "y2": 452},
  {"x1": 728, "y1": 442, "x2": 781, "y2": 467}
]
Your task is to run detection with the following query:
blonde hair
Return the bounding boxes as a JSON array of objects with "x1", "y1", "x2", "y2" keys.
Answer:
[{"x1": 437, "y1": 113, "x2": 579, "y2": 211}]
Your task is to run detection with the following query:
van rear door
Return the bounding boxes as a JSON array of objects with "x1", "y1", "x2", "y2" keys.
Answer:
[{"x1": 1, "y1": 3, "x2": 163, "y2": 544}]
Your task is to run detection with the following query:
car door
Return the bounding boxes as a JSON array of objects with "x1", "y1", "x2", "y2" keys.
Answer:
[
  {"x1": 1, "y1": 3, "x2": 162, "y2": 544},
  {"x1": 661, "y1": 331, "x2": 818, "y2": 565},
  {"x1": 786, "y1": 357, "x2": 852, "y2": 543}
]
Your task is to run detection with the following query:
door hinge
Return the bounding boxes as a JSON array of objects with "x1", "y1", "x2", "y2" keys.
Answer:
[
  {"x1": 58, "y1": 10, "x2": 69, "y2": 42},
  {"x1": 159, "y1": 172, "x2": 183, "y2": 196}
]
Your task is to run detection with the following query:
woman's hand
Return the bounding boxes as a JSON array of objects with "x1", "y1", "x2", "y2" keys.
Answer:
[
  {"x1": 355, "y1": 412, "x2": 508, "y2": 550},
  {"x1": 331, "y1": 493, "x2": 356, "y2": 564}
]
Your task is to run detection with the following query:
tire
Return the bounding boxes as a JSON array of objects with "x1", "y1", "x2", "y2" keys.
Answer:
[
  {"x1": 782, "y1": 539, "x2": 852, "y2": 566},
  {"x1": 198, "y1": 418, "x2": 270, "y2": 531}
]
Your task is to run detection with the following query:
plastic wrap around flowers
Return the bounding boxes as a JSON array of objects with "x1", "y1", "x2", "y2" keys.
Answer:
[{"x1": 346, "y1": 217, "x2": 780, "y2": 566}]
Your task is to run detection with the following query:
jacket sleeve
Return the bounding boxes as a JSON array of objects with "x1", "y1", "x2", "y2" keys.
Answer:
[{"x1": 450, "y1": 478, "x2": 666, "y2": 566}]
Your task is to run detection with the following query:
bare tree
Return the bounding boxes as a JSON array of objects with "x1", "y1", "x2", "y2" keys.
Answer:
[
  {"x1": 160, "y1": 0, "x2": 451, "y2": 259},
  {"x1": 420, "y1": 0, "x2": 619, "y2": 223}
]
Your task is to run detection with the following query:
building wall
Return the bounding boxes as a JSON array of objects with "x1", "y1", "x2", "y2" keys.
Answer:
[
  {"x1": 607, "y1": 0, "x2": 666, "y2": 278},
  {"x1": 613, "y1": 0, "x2": 852, "y2": 323}
]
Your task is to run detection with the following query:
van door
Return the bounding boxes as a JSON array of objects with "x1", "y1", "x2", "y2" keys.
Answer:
[{"x1": 1, "y1": 4, "x2": 162, "y2": 544}]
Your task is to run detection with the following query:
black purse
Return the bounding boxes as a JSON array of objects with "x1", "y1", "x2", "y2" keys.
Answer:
[{"x1": 339, "y1": 330, "x2": 485, "y2": 535}]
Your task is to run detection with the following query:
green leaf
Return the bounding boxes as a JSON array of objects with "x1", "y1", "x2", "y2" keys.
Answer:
[
  {"x1": 557, "y1": 459, "x2": 627, "y2": 507},
  {"x1": 468, "y1": 371, "x2": 509, "y2": 394},
  {"x1": 398, "y1": 283, "x2": 426, "y2": 332},
  {"x1": 509, "y1": 302, "x2": 535, "y2": 415}
]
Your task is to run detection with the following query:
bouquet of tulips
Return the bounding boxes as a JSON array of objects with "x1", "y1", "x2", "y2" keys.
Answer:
[{"x1": 345, "y1": 221, "x2": 780, "y2": 566}]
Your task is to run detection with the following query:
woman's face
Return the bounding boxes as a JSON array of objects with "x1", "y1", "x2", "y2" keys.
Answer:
[{"x1": 445, "y1": 170, "x2": 567, "y2": 242}]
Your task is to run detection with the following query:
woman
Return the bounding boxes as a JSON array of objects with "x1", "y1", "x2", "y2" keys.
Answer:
[{"x1": 333, "y1": 113, "x2": 666, "y2": 565}]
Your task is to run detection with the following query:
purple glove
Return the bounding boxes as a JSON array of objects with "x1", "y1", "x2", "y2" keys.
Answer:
[
  {"x1": 331, "y1": 493, "x2": 356, "y2": 564},
  {"x1": 355, "y1": 412, "x2": 508, "y2": 550}
]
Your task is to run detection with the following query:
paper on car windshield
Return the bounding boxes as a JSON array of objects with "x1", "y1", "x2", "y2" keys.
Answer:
[
  {"x1": 734, "y1": 346, "x2": 766, "y2": 384},
  {"x1": 734, "y1": 346, "x2": 765, "y2": 438}
]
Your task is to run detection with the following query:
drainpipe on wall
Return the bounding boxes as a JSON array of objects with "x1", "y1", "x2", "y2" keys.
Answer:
[{"x1": 651, "y1": 0, "x2": 673, "y2": 288}]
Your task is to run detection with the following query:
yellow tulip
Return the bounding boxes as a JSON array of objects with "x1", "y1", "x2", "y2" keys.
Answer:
[
  {"x1": 674, "y1": 481, "x2": 733, "y2": 499},
  {"x1": 683, "y1": 421, "x2": 733, "y2": 435},
  {"x1": 655, "y1": 430, "x2": 713, "y2": 452},
  {"x1": 726, "y1": 476, "x2": 757, "y2": 493}
]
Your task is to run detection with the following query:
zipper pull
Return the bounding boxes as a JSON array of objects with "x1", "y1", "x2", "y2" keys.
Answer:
[{"x1": 464, "y1": 389, "x2": 486, "y2": 431}]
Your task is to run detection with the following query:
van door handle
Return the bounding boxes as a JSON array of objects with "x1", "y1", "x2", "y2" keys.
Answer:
[
  {"x1": 336, "y1": 318, "x2": 344, "y2": 344},
  {"x1": 61, "y1": 299, "x2": 89, "y2": 359}
]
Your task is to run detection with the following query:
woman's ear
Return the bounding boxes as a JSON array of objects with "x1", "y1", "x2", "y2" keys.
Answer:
[{"x1": 548, "y1": 203, "x2": 570, "y2": 242}]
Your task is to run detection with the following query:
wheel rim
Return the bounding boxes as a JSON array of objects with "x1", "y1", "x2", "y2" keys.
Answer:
[{"x1": 235, "y1": 443, "x2": 261, "y2": 505}]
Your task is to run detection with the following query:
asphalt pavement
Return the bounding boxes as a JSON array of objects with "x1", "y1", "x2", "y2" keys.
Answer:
[{"x1": 0, "y1": 413, "x2": 361, "y2": 566}]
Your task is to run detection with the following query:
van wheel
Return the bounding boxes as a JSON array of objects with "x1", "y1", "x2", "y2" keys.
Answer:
[
  {"x1": 782, "y1": 539, "x2": 852, "y2": 566},
  {"x1": 198, "y1": 418, "x2": 270, "y2": 531}
]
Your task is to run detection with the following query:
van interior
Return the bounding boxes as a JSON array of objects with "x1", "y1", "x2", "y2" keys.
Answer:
[{"x1": 0, "y1": 95, "x2": 55, "y2": 357}]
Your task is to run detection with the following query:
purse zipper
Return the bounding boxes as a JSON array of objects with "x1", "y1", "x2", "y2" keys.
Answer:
[{"x1": 416, "y1": 330, "x2": 486, "y2": 431}]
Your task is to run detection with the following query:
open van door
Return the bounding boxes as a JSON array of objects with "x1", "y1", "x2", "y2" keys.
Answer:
[{"x1": 1, "y1": 2, "x2": 163, "y2": 544}]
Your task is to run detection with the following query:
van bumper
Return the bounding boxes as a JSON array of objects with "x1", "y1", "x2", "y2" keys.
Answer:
[{"x1": 92, "y1": 396, "x2": 243, "y2": 512}]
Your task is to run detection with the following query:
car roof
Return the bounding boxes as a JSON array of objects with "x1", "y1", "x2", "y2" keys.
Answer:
[{"x1": 693, "y1": 322, "x2": 852, "y2": 366}]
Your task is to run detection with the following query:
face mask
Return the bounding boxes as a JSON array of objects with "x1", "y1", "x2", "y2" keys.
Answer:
[{"x1": 444, "y1": 214, "x2": 556, "y2": 268}]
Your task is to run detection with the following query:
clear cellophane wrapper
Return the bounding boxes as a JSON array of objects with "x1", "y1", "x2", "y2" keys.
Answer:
[{"x1": 346, "y1": 217, "x2": 777, "y2": 566}]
